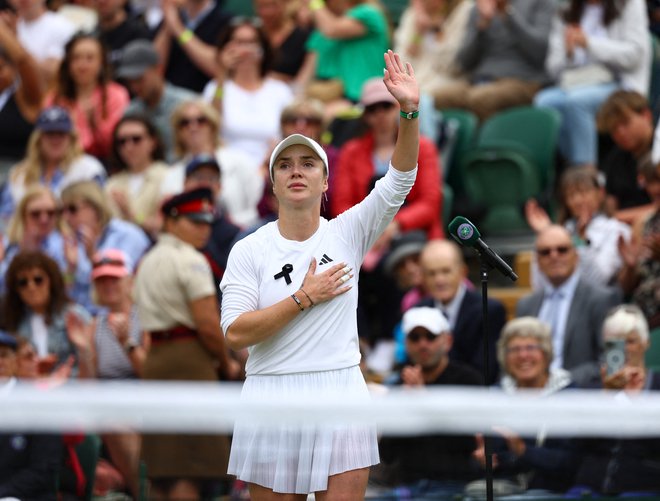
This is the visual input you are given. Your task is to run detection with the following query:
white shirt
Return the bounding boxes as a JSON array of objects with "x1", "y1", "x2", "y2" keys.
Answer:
[
  {"x1": 204, "y1": 79, "x2": 293, "y2": 163},
  {"x1": 17, "y1": 11, "x2": 75, "y2": 62},
  {"x1": 434, "y1": 282, "x2": 467, "y2": 331},
  {"x1": 221, "y1": 165, "x2": 417, "y2": 375}
]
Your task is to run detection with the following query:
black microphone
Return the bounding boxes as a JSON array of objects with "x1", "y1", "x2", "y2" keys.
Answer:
[{"x1": 448, "y1": 216, "x2": 518, "y2": 282}]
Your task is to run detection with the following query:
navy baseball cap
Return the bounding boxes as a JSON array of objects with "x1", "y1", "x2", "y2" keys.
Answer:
[
  {"x1": 0, "y1": 330, "x2": 17, "y2": 350},
  {"x1": 36, "y1": 106, "x2": 73, "y2": 133},
  {"x1": 185, "y1": 154, "x2": 221, "y2": 178}
]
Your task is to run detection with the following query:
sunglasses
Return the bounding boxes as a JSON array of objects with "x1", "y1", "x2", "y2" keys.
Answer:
[
  {"x1": 27, "y1": 208, "x2": 57, "y2": 220},
  {"x1": 536, "y1": 245, "x2": 571, "y2": 257},
  {"x1": 229, "y1": 16, "x2": 263, "y2": 28},
  {"x1": 282, "y1": 116, "x2": 323, "y2": 127},
  {"x1": 93, "y1": 258, "x2": 125, "y2": 268},
  {"x1": 17, "y1": 275, "x2": 47, "y2": 289},
  {"x1": 117, "y1": 134, "x2": 145, "y2": 147},
  {"x1": 364, "y1": 102, "x2": 395, "y2": 114},
  {"x1": 178, "y1": 116, "x2": 209, "y2": 128},
  {"x1": 407, "y1": 331, "x2": 439, "y2": 343}
]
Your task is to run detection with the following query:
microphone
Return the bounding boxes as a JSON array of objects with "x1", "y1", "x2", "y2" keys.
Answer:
[{"x1": 448, "y1": 216, "x2": 518, "y2": 282}]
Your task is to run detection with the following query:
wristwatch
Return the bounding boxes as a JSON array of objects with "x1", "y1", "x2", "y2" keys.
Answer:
[
  {"x1": 400, "y1": 110, "x2": 420, "y2": 120},
  {"x1": 124, "y1": 338, "x2": 139, "y2": 354}
]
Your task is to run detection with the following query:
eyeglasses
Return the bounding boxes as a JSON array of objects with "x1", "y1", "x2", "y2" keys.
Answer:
[
  {"x1": 117, "y1": 134, "x2": 145, "y2": 147},
  {"x1": 282, "y1": 116, "x2": 323, "y2": 127},
  {"x1": 407, "y1": 331, "x2": 440, "y2": 343},
  {"x1": 27, "y1": 208, "x2": 57, "y2": 220},
  {"x1": 364, "y1": 102, "x2": 395, "y2": 114},
  {"x1": 536, "y1": 245, "x2": 571, "y2": 257},
  {"x1": 229, "y1": 16, "x2": 263, "y2": 28},
  {"x1": 93, "y1": 258, "x2": 125, "y2": 268},
  {"x1": 17, "y1": 274, "x2": 47, "y2": 289},
  {"x1": 178, "y1": 116, "x2": 209, "y2": 128},
  {"x1": 506, "y1": 344, "x2": 543, "y2": 355}
]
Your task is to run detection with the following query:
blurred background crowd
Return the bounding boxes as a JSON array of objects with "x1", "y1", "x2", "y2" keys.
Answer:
[{"x1": 0, "y1": 0, "x2": 659, "y2": 499}]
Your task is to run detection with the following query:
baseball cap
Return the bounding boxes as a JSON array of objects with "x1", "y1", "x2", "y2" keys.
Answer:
[
  {"x1": 402, "y1": 307, "x2": 450, "y2": 337},
  {"x1": 0, "y1": 330, "x2": 17, "y2": 350},
  {"x1": 268, "y1": 134, "x2": 328, "y2": 182},
  {"x1": 383, "y1": 230, "x2": 427, "y2": 275},
  {"x1": 161, "y1": 187, "x2": 215, "y2": 224},
  {"x1": 185, "y1": 154, "x2": 221, "y2": 178},
  {"x1": 116, "y1": 39, "x2": 159, "y2": 79},
  {"x1": 360, "y1": 77, "x2": 397, "y2": 108},
  {"x1": 91, "y1": 249, "x2": 130, "y2": 280},
  {"x1": 36, "y1": 106, "x2": 73, "y2": 133}
]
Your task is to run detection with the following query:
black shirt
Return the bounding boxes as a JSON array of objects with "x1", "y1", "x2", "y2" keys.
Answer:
[{"x1": 599, "y1": 147, "x2": 651, "y2": 209}]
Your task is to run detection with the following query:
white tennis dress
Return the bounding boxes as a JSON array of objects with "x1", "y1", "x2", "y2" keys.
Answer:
[{"x1": 221, "y1": 165, "x2": 417, "y2": 493}]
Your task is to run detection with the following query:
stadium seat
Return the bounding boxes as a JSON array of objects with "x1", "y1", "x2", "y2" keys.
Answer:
[
  {"x1": 442, "y1": 182, "x2": 453, "y2": 231},
  {"x1": 461, "y1": 106, "x2": 561, "y2": 234},
  {"x1": 438, "y1": 108, "x2": 478, "y2": 197},
  {"x1": 645, "y1": 327, "x2": 660, "y2": 371},
  {"x1": 648, "y1": 33, "x2": 660, "y2": 122},
  {"x1": 223, "y1": 0, "x2": 254, "y2": 16}
]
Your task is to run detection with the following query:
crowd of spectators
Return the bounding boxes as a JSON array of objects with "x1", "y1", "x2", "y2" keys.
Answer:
[{"x1": 0, "y1": 0, "x2": 659, "y2": 499}]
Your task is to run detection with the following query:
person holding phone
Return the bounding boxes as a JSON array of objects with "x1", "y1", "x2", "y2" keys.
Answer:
[
  {"x1": 571, "y1": 304, "x2": 660, "y2": 495},
  {"x1": 220, "y1": 50, "x2": 419, "y2": 500}
]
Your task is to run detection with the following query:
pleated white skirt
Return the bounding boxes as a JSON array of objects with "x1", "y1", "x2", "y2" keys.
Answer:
[{"x1": 227, "y1": 365, "x2": 380, "y2": 494}]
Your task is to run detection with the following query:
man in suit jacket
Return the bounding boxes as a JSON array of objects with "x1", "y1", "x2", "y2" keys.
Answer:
[
  {"x1": 416, "y1": 240, "x2": 506, "y2": 384},
  {"x1": 516, "y1": 225, "x2": 621, "y2": 386}
]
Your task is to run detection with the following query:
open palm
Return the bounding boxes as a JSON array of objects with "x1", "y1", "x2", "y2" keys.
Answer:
[{"x1": 383, "y1": 50, "x2": 419, "y2": 110}]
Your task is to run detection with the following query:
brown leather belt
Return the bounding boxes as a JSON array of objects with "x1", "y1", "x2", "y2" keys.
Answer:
[{"x1": 150, "y1": 326, "x2": 197, "y2": 344}]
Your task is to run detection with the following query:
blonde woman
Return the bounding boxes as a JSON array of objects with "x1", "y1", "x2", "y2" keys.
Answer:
[
  {"x1": 161, "y1": 99, "x2": 264, "y2": 228},
  {"x1": 0, "y1": 106, "x2": 106, "y2": 224},
  {"x1": 60, "y1": 181, "x2": 151, "y2": 277}
]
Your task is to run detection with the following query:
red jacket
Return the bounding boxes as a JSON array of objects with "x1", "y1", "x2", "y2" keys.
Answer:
[{"x1": 331, "y1": 132, "x2": 443, "y2": 238}]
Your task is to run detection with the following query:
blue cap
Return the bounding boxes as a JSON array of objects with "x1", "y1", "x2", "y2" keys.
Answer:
[
  {"x1": 36, "y1": 106, "x2": 73, "y2": 133},
  {"x1": 0, "y1": 330, "x2": 17, "y2": 350},
  {"x1": 185, "y1": 154, "x2": 221, "y2": 178}
]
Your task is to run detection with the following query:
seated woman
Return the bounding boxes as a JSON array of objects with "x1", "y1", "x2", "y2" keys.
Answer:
[
  {"x1": 472, "y1": 317, "x2": 579, "y2": 494},
  {"x1": 106, "y1": 115, "x2": 169, "y2": 239},
  {"x1": 0, "y1": 185, "x2": 91, "y2": 308},
  {"x1": 161, "y1": 100, "x2": 264, "y2": 228},
  {"x1": 45, "y1": 33, "x2": 129, "y2": 162},
  {"x1": 525, "y1": 165, "x2": 632, "y2": 287},
  {"x1": 534, "y1": 0, "x2": 650, "y2": 167},
  {"x1": 0, "y1": 106, "x2": 106, "y2": 224},
  {"x1": 393, "y1": 0, "x2": 471, "y2": 99},
  {"x1": 2, "y1": 250, "x2": 93, "y2": 378},
  {"x1": 571, "y1": 305, "x2": 660, "y2": 495}
]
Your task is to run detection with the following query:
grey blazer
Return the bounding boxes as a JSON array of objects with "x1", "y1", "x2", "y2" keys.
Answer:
[{"x1": 516, "y1": 277, "x2": 621, "y2": 386}]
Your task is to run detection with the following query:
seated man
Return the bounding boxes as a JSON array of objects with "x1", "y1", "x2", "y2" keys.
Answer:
[
  {"x1": 597, "y1": 90, "x2": 654, "y2": 225},
  {"x1": 516, "y1": 225, "x2": 621, "y2": 386},
  {"x1": 378, "y1": 307, "x2": 481, "y2": 497},
  {"x1": 0, "y1": 330, "x2": 63, "y2": 501},
  {"x1": 572, "y1": 305, "x2": 660, "y2": 495},
  {"x1": 433, "y1": 0, "x2": 555, "y2": 121},
  {"x1": 416, "y1": 240, "x2": 506, "y2": 383}
]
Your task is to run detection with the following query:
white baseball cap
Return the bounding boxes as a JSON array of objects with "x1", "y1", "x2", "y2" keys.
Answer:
[
  {"x1": 402, "y1": 307, "x2": 450, "y2": 337},
  {"x1": 269, "y1": 134, "x2": 328, "y2": 181}
]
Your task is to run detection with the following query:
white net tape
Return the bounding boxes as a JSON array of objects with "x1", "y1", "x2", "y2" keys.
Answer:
[{"x1": 2, "y1": 381, "x2": 660, "y2": 437}]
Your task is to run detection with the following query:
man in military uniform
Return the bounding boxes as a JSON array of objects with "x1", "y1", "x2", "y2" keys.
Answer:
[{"x1": 133, "y1": 187, "x2": 239, "y2": 500}]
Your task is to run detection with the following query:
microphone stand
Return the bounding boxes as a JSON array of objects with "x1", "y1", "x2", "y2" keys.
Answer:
[{"x1": 480, "y1": 260, "x2": 494, "y2": 501}]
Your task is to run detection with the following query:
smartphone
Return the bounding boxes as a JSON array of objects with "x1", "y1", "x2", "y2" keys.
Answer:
[{"x1": 604, "y1": 338, "x2": 626, "y2": 376}]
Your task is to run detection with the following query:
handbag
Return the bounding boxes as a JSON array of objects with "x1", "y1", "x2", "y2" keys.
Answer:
[{"x1": 559, "y1": 63, "x2": 614, "y2": 90}]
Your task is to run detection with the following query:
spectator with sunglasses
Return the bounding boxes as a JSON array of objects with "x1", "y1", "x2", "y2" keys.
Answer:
[
  {"x1": 1, "y1": 250, "x2": 93, "y2": 378},
  {"x1": 106, "y1": 115, "x2": 169, "y2": 239},
  {"x1": 161, "y1": 99, "x2": 264, "y2": 228},
  {"x1": 0, "y1": 185, "x2": 90, "y2": 308},
  {"x1": 0, "y1": 106, "x2": 106, "y2": 224},
  {"x1": 377, "y1": 307, "x2": 481, "y2": 498},
  {"x1": 525, "y1": 166, "x2": 631, "y2": 288},
  {"x1": 516, "y1": 225, "x2": 621, "y2": 386}
]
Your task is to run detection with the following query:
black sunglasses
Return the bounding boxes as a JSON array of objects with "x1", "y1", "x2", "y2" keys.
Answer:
[
  {"x1": 93, "y1": 258, "x2": 125, "y2": 268},
  {"x1": 17, "y1": 275, "x2": 46, "y2": 288},
  {"x1": 364, "y1": 102, "x2": 395, "y2": 114},
  {"x1": 117, "y1": 134, "x2": 145, "y2": 147},
  {"x1": 407, "y1": 331, "x2": 438, "y2": 343},
  {"x1": 537, "y1": 245, "x2": 571, "y2": 257},
  {"x1": 178, "y1": 116, "x2": 209, "y2": 128}
]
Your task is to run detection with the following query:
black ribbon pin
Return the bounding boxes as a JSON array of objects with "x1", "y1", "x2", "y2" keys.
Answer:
[{"x1": 274, "y1": 264, "x2": 294, "y2": 285}]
